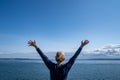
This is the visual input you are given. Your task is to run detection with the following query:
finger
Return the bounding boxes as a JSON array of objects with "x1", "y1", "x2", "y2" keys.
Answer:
[
  {"x1": 29, "y1": 40, "x2": 33, "y2": 42},
  {"x1": 85, "y1": 40, "x2": 89, "y2": 42},
  {"x1": 86, "y1": 40, "x2": 89, "y2": 43},
  {"x1": 28, "y1": 40, "x2": 33, "y2": 45},
  {"x1": 28, "y1": 41, "x2": 31, "y2": 44},
  {"x1": 81, "y1": 40, "x2": 83, "y2": 44},
  {"x1": 28, "y1": 41, "x2": 32, "y2": 44},
  {"x1": 28, "y1": 40, "x2": 33, "y2": 43},
  {"x1": 85, "y1": 40, "x2": 89, "y2": 44},
  {"x1": 34, "y1": 40, "x2": 36, "y2": 43}
]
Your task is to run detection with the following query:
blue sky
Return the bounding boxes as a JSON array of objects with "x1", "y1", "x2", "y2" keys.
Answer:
[{"x1": 0, "y1": 0, "x2": 120, "y2": 55}]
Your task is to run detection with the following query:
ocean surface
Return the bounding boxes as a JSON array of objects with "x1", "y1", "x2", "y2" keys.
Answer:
[{"x1": 0, "y1": 59, "x2": 120, "y2": 80}]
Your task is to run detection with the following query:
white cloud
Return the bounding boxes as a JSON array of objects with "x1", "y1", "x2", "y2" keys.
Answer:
[{"x1": 90, "y1": 44, "x2": 120, "y2": 55}]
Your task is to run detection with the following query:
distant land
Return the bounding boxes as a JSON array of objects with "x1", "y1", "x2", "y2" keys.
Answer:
[
  {"x1": 1, "y1": 58, "x2": 120, "y2": 61},
  {"x1": 0, "y1": 58, "x2": 40, "y2": 60}
]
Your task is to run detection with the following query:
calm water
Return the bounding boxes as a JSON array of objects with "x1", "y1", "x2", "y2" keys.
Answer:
[{"x1": 0, "y1": 59, "x2": 120, "y2": 80}]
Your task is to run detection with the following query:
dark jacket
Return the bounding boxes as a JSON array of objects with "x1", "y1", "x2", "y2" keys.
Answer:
[{"x1": 36, "y1": 47, "x2": 82, "y2": 80}]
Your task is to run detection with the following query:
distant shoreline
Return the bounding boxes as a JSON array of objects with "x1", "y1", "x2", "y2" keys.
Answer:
[
  {"x1": 1, "y1": 58, "x2": 120, "y2": 60},
  {"x1": 0, "y1": 58, "x2": 40, "y2": 60}
]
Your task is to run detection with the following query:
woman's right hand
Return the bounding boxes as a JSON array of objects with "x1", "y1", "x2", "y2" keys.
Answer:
[{"x1": 28, "y1": 40, "x2": 38, "y2": 48}]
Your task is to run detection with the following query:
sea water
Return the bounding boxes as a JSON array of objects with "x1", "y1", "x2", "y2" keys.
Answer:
[{"x1": 0, "y1": 59, "x2": 120, "y2": 80}]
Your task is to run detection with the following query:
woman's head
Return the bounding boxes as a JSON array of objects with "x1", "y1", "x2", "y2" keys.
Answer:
[{"x1": 55, "y1": 51, "x2": 65, "y2": 63}]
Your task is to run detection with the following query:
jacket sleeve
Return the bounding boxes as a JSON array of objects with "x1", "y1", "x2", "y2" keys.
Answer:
[
  {"x1": 36, "y1": 48, "x2": 53, "y2": 69},
  {"x1": 65, "y1": 47, "x2": 82, "y2": 71}
]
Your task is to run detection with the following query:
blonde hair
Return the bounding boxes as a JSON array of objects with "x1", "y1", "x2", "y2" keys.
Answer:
[{"x1": 55, "y1": 51, "x2": 65, "y2": 62}]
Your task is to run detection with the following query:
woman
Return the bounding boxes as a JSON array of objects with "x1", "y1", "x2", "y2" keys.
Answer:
[{"x1": 28, "y1": 40, "x2": 89, "y2": 80}]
